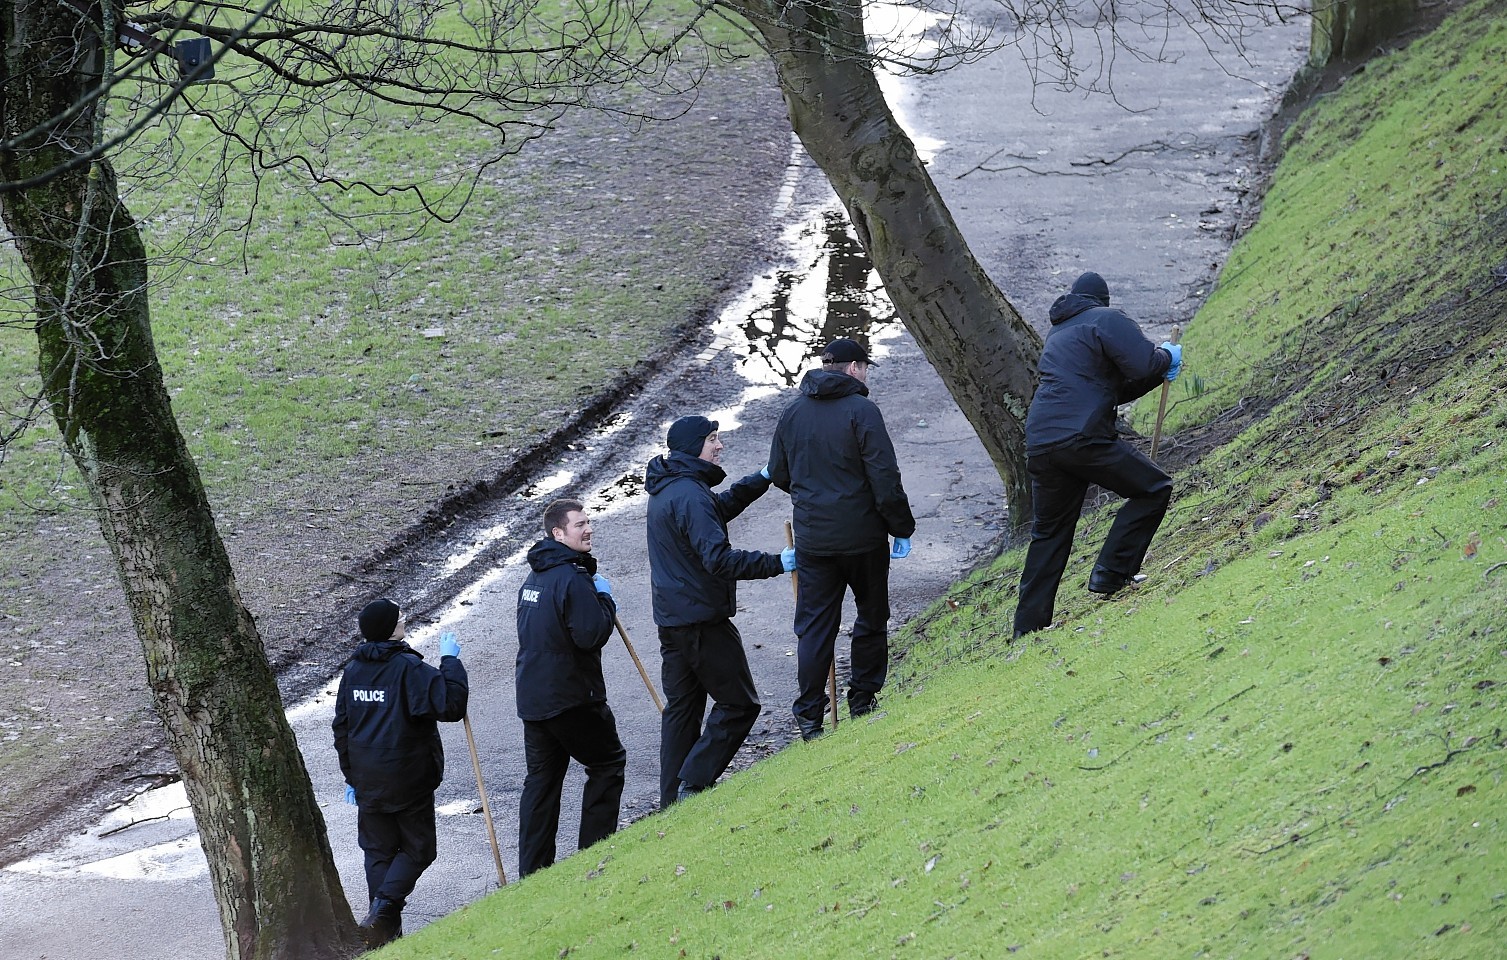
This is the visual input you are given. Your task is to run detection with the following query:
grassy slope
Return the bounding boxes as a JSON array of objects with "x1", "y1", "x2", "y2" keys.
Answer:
[{"x1": 376, "y1": 3, "x2": 1507, "y2": 958}]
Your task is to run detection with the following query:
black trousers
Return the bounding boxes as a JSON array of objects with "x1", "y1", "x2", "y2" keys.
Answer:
[
  {"x1": 658, "y1": 619, "x2": 761, "y2": 807},
  {"x1": 792, "y1": 545, "x2": 891, "y2": 725},
  {"x1": 1013, "y1": 437, "x2": 1173, "y2": 636},
  {"x1": 518, "y1": 700, "x2": 626, "y2": 877},
  {"x1": 357, "y1": 797, "x2": 437, "y2": 910}
]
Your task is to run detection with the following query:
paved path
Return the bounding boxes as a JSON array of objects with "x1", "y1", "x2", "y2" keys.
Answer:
[{"x1": 0, "y1": 7, "x2": 1307, "y2": 956}]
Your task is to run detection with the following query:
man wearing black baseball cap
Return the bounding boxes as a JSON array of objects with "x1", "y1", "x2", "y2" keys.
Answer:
[
  {"x1": 768, "y1": 338, "x2": 915, "y2": 740},
  {"x1": 645, "y1": 415, "x2": 796, "y2": 806}
]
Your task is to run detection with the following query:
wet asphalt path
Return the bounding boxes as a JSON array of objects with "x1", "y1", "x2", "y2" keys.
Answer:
[{"x1": 0, "y1": 5, "x2": 1307, "y2": 955}]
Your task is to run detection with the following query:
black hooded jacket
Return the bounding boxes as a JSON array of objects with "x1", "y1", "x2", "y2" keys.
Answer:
[
  {"x1": 644, "y1": 451, "x2": 783, "y2": 627},
  {"x1": 515, "y1": 538, "x2": 618, "y2": 721},
  {"x1": 1023, "y1": 293, "x2": 1171, "y2": 456},
  {"x1": 768, "y1": 369, "x2": 915, "y2": 555},
  {"x1": 333, "y1": 640, "x2": 468, "y2": 812}
]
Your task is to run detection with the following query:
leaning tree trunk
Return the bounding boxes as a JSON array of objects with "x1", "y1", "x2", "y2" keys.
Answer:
[
  {"x1": 727, "y1": 0, "x2": 1042, "y2": 526},
  {"x1": 0, "y1": 5, "x2": 360, "y2": 959},
  {"x1": 1310, "y1": 0, "x2": 1417, "y2": 66}
]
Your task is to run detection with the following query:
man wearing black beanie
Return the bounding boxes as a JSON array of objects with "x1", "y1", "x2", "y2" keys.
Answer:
[
  {"x1": 333, "y1": 598, "x2": 468, "y2": 947},
  {"x1": 1012, "y1": 271, "x2": 1184, "y2": 638},
  {"x1": 646, "y1": 416, "x2": 795, "y2": 806}
]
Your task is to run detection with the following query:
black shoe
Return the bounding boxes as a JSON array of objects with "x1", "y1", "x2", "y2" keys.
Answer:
[
  {"x1": 795, "y1": 715, "x2": 825, "y2": 741},
  {"x1": 676, "y1": 781, "x2": 704, "y2": 801},
  {"x1": 1087, "y1": 569, "x2": 1130, "y2": 596},
  {"x1": 359, "y1": 897, "x2": 402, "y2": 949},
  {"x1": 849, "y1": 695, "x2": 877, "y2": 718}
]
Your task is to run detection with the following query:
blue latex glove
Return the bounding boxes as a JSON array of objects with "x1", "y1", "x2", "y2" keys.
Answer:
[
  {"x1": 890, "y1": 537, "x2": 912, "y2": 560},
  {"x1": 439, "y1": 632, "x2": 460, "y2": 659},
  {"x1": 1161, "y1": 342, "x2": 1183, "y2": 382},
  {"x1": 760, "y1": 464, "x2": 771, "y2": 480},
  {"x1": 344, "y1": 785, "x2": 357, "y2": 806},
  {"x1": 780, "y1": 546, "x2": 797, "y2": 573},
  {"x1": 592, "y1": 573, "x2": 612, "y2": 596}
]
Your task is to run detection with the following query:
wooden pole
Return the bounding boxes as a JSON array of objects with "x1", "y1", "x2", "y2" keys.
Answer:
[
  {"x1": 462, "y1": 714, "x2": 508, "y2": 887},
  {"x1": 615, "y1": 615, "x2": 664, "y2": 712},
  {"x1": 1151, "y1": 324, "x2": 1183, "y2": 462}
]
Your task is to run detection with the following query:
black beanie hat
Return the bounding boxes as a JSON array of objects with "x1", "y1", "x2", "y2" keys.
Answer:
[
  {"x1": 1070, "y1": 271, "x2": 1110, "y2": 306},
  {"x1": 667, "y1": 415, "x2": 718, "y2": 456},
  {"x1": 358, "y1": 598, "x2": 401, "y2": 641}
]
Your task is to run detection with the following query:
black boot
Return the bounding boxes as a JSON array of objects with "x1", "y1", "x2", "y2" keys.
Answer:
[
  {"x1": 1087, "y1": 568, "x2": 1129, "y2": 596},
  {"x1": 359, "y1": 896, "x2": 402, "y2": 949},
  {"x1": 795, "y1": 714, "x2": 824, "y2": 741},
  {"x1": 676, "y1": 780, "x2": 704, "y2": 801}
]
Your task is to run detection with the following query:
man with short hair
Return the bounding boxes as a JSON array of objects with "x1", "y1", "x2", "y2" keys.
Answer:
[
  {"x1": 769, "y1": 338, "x2": 915, "y2": 740},
  {"x1": 333, "y1": 598, "x2": 468, "y2": 948},
  {"x1": 515, "y1": 498, "x2": 626, "y2": 876},
  {"x1": 645, "y1": 415, "x2": 795, "y2": 806},
  {"x1": 1012, "y1": 270, "x2": 1183, "y2": 638}
]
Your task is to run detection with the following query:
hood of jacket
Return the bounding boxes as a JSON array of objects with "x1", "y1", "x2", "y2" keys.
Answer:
[
  {"x1": 526, "y1": 537, "x2": 597, "y2": 576},
  {"x1": 353, "y1": 639, "x2": 421, "y2": 663},
  {"x1": 1048, "y1": 293, "x2": 1105, "y2": 325},
  {"x1": 798, "y1": 368, "x2": 870, "y2": 400},
  {"x1": 644, "y1": 450, "x2": 726, "y2": 497}
]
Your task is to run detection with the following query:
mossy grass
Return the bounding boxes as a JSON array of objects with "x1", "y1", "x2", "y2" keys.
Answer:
[{"x1": 369, "y1": 1, "x2": 1507, "y2": 956}]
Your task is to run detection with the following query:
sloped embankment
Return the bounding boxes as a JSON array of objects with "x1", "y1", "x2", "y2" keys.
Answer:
[{"x1": 375, "y1": 4, "x2": 1506, "y2": 958}]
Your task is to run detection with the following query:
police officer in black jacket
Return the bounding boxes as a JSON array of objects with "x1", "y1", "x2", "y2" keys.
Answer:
[
  {"x1": 1012, "y1": 271, "x2": 1184, "y2": 638},
  {"x1": 333, "y1": 598, "x2": 468, "y2": 947},
  {"x1": 515, "y1": 498, "x2": 626, "y2": 877},
  {"x1": 769, "y1": 338, "x2": 916, "y2": 740},
  {"x1": 645, "y1": 416, "x2": 795, "y2": 807}
]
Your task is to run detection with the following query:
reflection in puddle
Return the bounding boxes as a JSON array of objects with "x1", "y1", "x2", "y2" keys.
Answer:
[{"x1": 716, "y1": 208, "x2": 898, "y2": 388}]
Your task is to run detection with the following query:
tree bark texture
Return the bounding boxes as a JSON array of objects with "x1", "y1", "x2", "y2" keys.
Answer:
[
  {"x1": 727, "y1": 0, "x2": 1041, "y2": 526},
  {"x1": 1310, "y1": 0, "x2": 1417, "y2": 65},
  {"x1": 1, "y1": 4, "x2": 360, "y2": 958}
]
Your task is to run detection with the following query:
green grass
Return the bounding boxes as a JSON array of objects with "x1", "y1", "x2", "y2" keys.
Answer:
[
  {"x1": 1131, "y1": 4, "x2": 1507, "y2": 442},
  {"x1": 370, "y1": 1, "x2": 1507, "y2": 956}
]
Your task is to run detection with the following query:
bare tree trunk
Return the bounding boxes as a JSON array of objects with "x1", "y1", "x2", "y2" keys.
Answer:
[
  {"x1": 727, "y1": 0, "x2": 1041, "y2": 525},
  {"x1": 1310, "y1": 0, "x2": 1417, "y2": 66},
  {"x1": 1, "y1": 5, "x2": 359, "y2": 959}
]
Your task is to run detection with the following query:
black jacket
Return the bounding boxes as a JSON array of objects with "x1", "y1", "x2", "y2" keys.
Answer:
[
  {"x1": 1024, "y1": 293, "x2": 1172, "y2": 456},
  {"x1": 768, "y1": 369, "x2": 915, "y2": 556},
  {"x1": 333, "y1": 640, "x2": 468, "y2": 813},
  {"x1": 515, "y1": 538, "x2": 618, "y2": 721},
  {"x1": 644, "y1": 452, "x2": 783, "y2": 627}
]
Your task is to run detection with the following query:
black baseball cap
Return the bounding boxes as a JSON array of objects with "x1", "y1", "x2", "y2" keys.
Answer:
[{"x1": 820, "y1": 337, "x2": 876, "y2": 365}]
